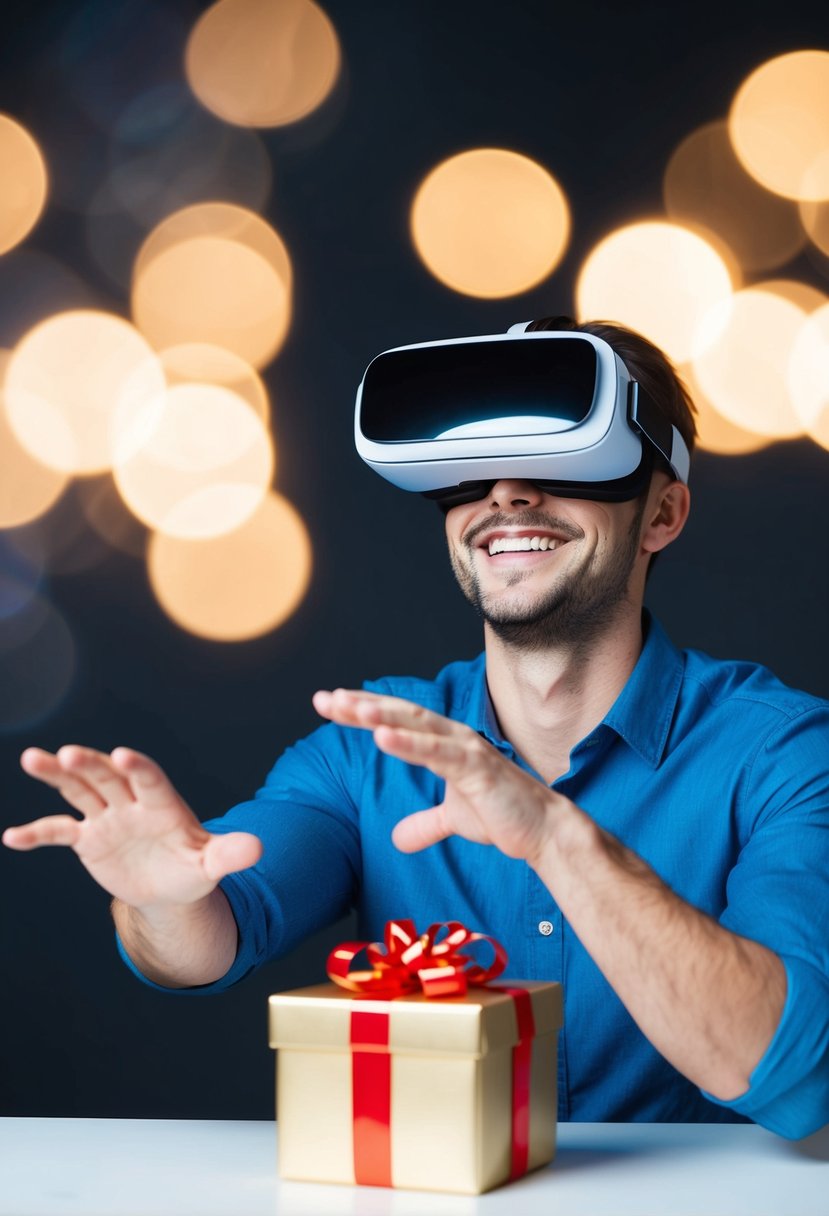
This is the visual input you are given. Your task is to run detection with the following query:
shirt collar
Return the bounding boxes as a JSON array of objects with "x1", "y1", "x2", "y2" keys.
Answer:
[
  {"x1": 465, "y1": 611, "x2": 684, "y2": 769},
  {"x1": 602, "y1": 612, "x2": 684, "y2": 768}
]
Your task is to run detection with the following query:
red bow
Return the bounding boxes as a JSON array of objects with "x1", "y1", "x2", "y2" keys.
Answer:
[{"x1": 327, "y1": 918, "x2": 507, "y2": 998}]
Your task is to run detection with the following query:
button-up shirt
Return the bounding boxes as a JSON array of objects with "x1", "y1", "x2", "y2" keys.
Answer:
[{"x1": 120, "y1": 614, "x2": 829, "y2": 1138}]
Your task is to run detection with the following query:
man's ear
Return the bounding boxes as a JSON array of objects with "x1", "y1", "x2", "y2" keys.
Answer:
[{"x1": 641, "y1": 480, "x2": 691, "y2": 555}]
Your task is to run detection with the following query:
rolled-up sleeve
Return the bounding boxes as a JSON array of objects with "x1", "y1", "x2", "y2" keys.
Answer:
[{"x1": 702, "y1": 707, "x2": 829, "y2": 1138}]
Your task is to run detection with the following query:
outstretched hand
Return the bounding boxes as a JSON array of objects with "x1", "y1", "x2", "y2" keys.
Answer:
[
  {"x1": 313, "y1": 688, "x2": 564, "y2": 865},
  {"x1": 4, "y1": 746, "x2": 262, "y2": 910}
]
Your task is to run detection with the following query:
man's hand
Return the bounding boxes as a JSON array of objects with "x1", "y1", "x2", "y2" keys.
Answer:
[
  {"x1": 312, "y1": 688, "x2": 570, "y2": 864},
  {"x1": 4, "y1": 746, "x2": 262, "y2": 909},
  {"x1": 313, "y1": 687, "x2": 787, "y2": 1100}
]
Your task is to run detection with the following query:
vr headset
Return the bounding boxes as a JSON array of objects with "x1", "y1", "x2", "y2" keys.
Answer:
[{"x1": 354, "y1": 326, "x2": 690, "y2": 508}]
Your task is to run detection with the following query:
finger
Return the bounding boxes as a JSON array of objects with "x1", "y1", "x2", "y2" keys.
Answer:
[
  {"x1": 109, "y1": 748, "x2": 186, "y2": 811},
  {"x1": 202, "y1": 831, "x2": 263, "y2": 882},
  {"x1": 3, "y1": 815, "x2": 83, "y2": 850},
  {"x1": 373, "y1": 724, "x2": 486, "y2": 786},
  {"x1": 20, "y1": 748, "x2": 107, "y2": 818},
  {"x1": 55, "y1": 746, "x2": 137, "y2": 811},
  {"x1": 391, "y1": 808, "x2": 450, "y2": 854},
  {"x1": 314, "y1": 689, "x2": 457, "y2": 736}
]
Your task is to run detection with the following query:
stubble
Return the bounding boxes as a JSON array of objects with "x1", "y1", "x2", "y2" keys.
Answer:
[{"x1": 449, "y1": 502, "x2": 646, "y2": 653}]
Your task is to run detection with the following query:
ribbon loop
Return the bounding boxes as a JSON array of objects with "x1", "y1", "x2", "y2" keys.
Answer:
[{"x1": 327, "y1": 918, "x2": 507, "y2": 999}]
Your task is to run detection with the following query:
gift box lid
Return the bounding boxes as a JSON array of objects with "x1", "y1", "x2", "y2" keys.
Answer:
[{"x1": 269, "y1": 980, "x2": 562, "y2": 1058}]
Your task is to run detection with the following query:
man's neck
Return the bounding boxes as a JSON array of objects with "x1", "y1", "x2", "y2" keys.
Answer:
[{"x1": 483, "y1": 605, "x2": 645, "y2": 785}]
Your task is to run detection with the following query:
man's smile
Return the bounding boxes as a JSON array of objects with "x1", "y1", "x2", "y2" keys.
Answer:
[{"x1": 474, "y1": 527, "x2": 574, "y2": 563}]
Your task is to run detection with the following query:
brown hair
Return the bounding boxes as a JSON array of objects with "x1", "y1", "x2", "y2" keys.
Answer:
[{"x1": 525, "y1": 315, "x2": 698, "y2": 462}]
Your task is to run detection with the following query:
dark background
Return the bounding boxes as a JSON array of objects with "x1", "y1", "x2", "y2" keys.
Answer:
[{"x1": 1, "y1": 0, "x2": 828, "y2": 1119}]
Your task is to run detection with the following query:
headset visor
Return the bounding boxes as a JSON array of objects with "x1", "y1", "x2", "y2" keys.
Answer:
[{"x1": 360, "y1": 337, "x2": 599, "y2": 443}]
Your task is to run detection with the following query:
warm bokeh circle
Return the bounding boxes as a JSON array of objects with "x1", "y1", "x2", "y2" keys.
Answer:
[{"x1": 411, "y1": 148, "x2": 570, "y2": 298}]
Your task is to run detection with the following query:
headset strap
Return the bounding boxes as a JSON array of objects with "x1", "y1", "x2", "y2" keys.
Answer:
[{"x1": 628, "y1": 382, "x2": 690, "y2": 484}]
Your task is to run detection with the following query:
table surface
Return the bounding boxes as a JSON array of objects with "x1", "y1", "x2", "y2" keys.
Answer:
[{"x1": 0, "y1": 1118, "x2": 827, "y2": 1216}]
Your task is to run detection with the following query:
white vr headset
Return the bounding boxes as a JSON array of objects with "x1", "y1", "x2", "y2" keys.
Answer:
[{"x1": 354, "y1": 326, "x2": 691, "y2": 508}]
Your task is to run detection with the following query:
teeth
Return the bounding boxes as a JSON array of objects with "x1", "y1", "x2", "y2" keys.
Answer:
[{"x1": 488, "y1": 535, "x2": 560, "y2": 556}]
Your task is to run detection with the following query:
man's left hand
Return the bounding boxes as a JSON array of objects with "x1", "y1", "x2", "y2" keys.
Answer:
[{"x1": 312, "y1": 688, "x2": 571, "y2": 865}]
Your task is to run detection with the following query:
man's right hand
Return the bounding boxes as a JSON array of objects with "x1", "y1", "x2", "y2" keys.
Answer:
[{"x1": 3, "y1": 746, "x2": 262, "y2": 910}]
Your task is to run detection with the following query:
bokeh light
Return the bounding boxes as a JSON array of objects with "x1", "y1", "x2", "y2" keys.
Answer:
[
  {"x1": 57, "y1": 0, "x2": 188, "y2": 131},
  {"x1": 679, "y1": 360, "x2": 770, "y2": 456},
  {"x1": 159, "y1": 342, "x2": 270, "y2": 424},
  {"x1": 0, "y1": 250, "x2": 96, "y2": 349},
  {"x1": 663, "y1": 120, "x2": 805, "y2": 272},
  {"x1": 0, "y1": 580, "x2": 76, "y2": 732},
  {"x1": 4, "y1": 481, "x2": 120, "y2": 577},
  {"x1": 760, "y1": 278, "x2": 828, "y2": 314},
  {"x1": 148, "y1": 491, "x2": 312, "y2": 641},
  {"x1": 0, "y1": 350, "x2": 70, "y2": 527},
  {"x1": 113, "y1": 382, "x2": 274, "y2": 539},
  {"x1": 131, "y1": 202, "x2": 292, "y2": 369},
  {"x1": 729, "y1": 51, "x2": 829, "y2": 201},
  {"x1": 86, "y1": 93, "x2": 274, "y2": 292},
  {"x1": 77, "y1": 474, "x2": 148, "y2": 559},
  {"x1": 799, "y1": 199, "x2": 829, "y2": 259},
  {"x1": 691, "y1": 288, "x2": 807, "y2": 438},
  {"x1": 411, "y1": 148, "x2": 570, "y2": 298},
  {"x1": 576, "y1": 220, "x2": 736, "y2": 362},
  {"x1": 4, "y1": 310, "x2": 166, "y2": 474},
  {"x1": 186, "y1": 0, "x2": 340, "y2": 128},
  {"x1": 0, "y1": 536, "x2": 42, "y2": 625},
  {"x1": 0, "y1": 115, "x2": 48, "y2": 255},
  {"x1": 788, "y1": 302, "x2": 829, "y2": 451}
]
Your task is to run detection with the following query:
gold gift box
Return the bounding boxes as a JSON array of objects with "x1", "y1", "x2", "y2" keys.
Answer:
[{"x1": 268, "y1": 979, "x2": 563, "y2": 1195}]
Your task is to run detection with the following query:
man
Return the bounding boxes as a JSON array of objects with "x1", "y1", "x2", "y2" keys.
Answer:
[{"x1": 4, "y1": 318, "x2": 828, "y2": 1137}]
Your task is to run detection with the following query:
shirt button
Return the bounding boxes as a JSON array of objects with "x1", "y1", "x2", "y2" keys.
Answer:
[{"x1": 538, "y1": 920, "x2": 554, "y2": 936}]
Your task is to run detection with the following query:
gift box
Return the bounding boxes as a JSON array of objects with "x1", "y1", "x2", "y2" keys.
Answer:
[{"x1": 268, "y1": 920, "x2": 563, "y2": 1194}]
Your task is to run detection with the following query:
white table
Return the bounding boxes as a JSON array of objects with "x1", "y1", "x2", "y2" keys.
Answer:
[{"x1": 0, "y1": 1118, "x2": 826, "y2": 1216}]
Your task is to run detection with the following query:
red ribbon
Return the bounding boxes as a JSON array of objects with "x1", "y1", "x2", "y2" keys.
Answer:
[
  {"x1": 327, "y1": 917, "x2": 507, "y2": 998},
  {"x1": 326, "y1": 919, "x2": 535, "y2": 1188}
]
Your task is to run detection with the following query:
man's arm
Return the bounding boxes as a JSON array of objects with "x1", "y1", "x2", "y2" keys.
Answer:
[
  {"x1": 3, "y1": 746, "x2": 262, "y2": 988},
  {"x1": 313, "y1": 687, "x2": 786, "y2": 1101},
  {"x1": 531, "y1": 806, "x2": 786, "y2": 1100}
]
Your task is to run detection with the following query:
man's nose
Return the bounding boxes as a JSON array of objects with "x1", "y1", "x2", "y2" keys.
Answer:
[{"x1": 488, "y1": 479, "x2": 547, "y2": 509}]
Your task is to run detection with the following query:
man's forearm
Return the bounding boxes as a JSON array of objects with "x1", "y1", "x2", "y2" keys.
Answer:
[
  {"x1": 111, "y1": 888, "x2": 239, "y2": 989},
  {"x1": 534, "y1": 801, "x2": 787, "y2": 1101}
]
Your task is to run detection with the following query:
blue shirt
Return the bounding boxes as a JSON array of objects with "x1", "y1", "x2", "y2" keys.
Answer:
[{"x1": 120, "y1": 614, "x2": 829, "y2": 1138}]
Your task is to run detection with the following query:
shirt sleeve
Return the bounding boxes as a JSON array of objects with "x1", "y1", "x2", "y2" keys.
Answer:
[
  {"x1": 701, "y1": 705, "x2": 829, "y2": 1139},
  {"x1": 117, "y1": 720, "x2": 364, "y2": 994}
]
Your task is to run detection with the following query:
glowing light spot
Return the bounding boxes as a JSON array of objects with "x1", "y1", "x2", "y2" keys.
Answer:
[
  {"x1": 132, "y1": 202, "x2": 292, "y2": 369},
  {"x1": 0, "y1": 540, "x2": 40, "y2": 624},
  {"x1": 411, "y1": 148, "x2": 570, "y2": 298},
  {"x1": 678, "y1": 360, "x2": 769, "y2": 456},
  {"x1": 0, "y1": 351, "x2": 69, "y2": 527},
  {"x1": 0, "y1": 115, "x2": 48, "y2": 255},
  {"x1": 4, "y1": 482, "x2": 115, "y2": 577},
  {"x1": 148, "y1": 491, "x2": 312, "y2": 641},
  {"x1": 729, "y1": 51, "x2": 829, "y2": 201},
  {"x1": 663, "y1": 120, "x2": 805, "y2": 272},
  {"x1": 0, "y1": 581, "x2": 76, "y2": 732},
  {"x1": 4, "y1": 311, "x2": 165, "y2": 475},
  {"x1": 799, "y1": 199, "x2": 829, "y2": 259},
  {"x1": 576, "y1": 221, "x2": 736, "y2": 363},
  {"x1": 691, "y1": 288, "x2": 806, "y2": 438},
  {"x1": 185, "y1": 0, "x2": 340, "y2": 128},
  {"x1": 788, "y1": 303, "x2": 829, "y2": 451},
  {"x1": 77, "y1": 475, "x2": 148, "y2": 560},
  {"x1": 760, "y1": 279, "x2": 828, "y2": 314},
  {"x1": 113, "y1": 382, "x2": 274, "y2": 539},
  {"x1": 158, "y1": 343, "x2": 269, "y2": 424}
]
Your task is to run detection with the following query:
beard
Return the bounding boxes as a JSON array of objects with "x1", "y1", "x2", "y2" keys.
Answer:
[{"x1": 449, "y1": 501, "x2": 646, "y2": 653}]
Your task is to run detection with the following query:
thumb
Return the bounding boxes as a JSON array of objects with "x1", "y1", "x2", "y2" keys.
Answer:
[
  {"x1": 203, "y1": 831, "x2": 263, "y2": 882},
  {"x1": 391, "y1": 807, "x2": 449, "y2": 854}
]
